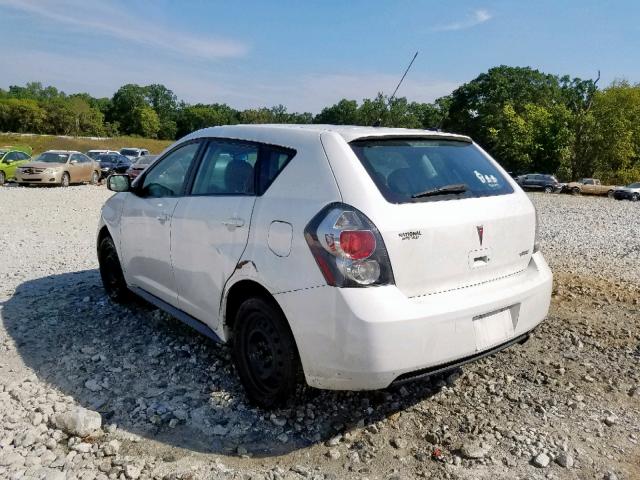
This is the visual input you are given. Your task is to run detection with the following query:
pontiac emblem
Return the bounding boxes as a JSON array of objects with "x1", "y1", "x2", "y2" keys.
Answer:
[{"x1": 476, "y1": 226, "x2": 484, "y2": 246}]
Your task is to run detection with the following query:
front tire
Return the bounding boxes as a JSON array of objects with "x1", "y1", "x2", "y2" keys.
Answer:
[
  {"x1": 544, "y1": 185, "x2": 553, "y2": 193},
  {"x1": 571, "y1": 187, "x2": 581, "y2": 195},
  {"x1": 61, "y1": 172, "x2": 70, "y2": 187},
  {"x1": 0, "y1": 171, "x2": 5, "y2": 185},
  {"x1": 90, "y1": 171, "x2": 99, "y2": 185},
  {"x1": 607, "y1": 190, "x2": 614, "y2": 198},
  {"x1": 232, "y1": 297, "x2": 302, "y2": 408},
  {"x1": 632, "y1": 193, "x2": 639, "y2": 202},
  {"x1": 98, "y1": 236, "x2": 130, "y2": 303}
]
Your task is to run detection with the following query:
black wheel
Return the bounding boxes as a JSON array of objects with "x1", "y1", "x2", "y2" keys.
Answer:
[
  {"x1": 571, "y1": 187, "x2": 581, "y2": 195},
  {"x1": 98, "y1": 236, "x2": 130, "y2": 303},
  {"x1": 0, "y1": 171, "x2": 5, "y2": 185},
  {"x1": 90, "y1": 171, "x2": 99, "y2": 185},
  {"x1": 232, "y1": 297, "x2": 303, "y2": 408},
  {"x1": 607, "y1": 190, "x2": 614, "y2": 198},
  {"x1": 632, "y1": 193, "x2": 639, "y2": 202},
  {"x1": 544, "y1": 185, "x2": 553, "y2": 193},
  {"x1": 61, "y1": 172, "x2": 70, "y2": 187}
]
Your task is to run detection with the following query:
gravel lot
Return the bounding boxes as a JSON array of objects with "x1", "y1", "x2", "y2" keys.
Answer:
[{"x1": 0, "y1": 185, "x2": 638, "y2": 480}]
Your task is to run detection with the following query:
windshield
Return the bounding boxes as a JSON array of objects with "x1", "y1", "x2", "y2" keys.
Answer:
[
  {"x1": 120, "y1": 149, "x2": 139, "y2": 156},
  {"x1": 37, "y1": 152, "x2": 69, "y2": 163},
  {"x1": 135, "y1": 156, "x2": 155, "y2": 165},
  {"x1": 350, "y1": 139, "x2": 513, "y2": 203},
  {"x1": 628, "y1": 182, "x2": 640, "y2": 188},
  {"x1": 86, "y1": 151, "x2": 104, "y2": 159}
]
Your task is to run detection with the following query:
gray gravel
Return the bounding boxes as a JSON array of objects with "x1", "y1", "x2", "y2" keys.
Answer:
[
  {"x1": 0, "y1": 185, "x2": 639, "y2": 480},
  {"x1": 531, "y1": 192, "x2": 640, "y2": 284}
]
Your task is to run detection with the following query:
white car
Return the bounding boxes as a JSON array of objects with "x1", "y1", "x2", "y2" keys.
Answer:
[
  {"x1": 98, "y1": 124, "x2": 552, "y2": 407},
  {"x1": 119, "y1": 148, "x2": 150, "y2": 160}
]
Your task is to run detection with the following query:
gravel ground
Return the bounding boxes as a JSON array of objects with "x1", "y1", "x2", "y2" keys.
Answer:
[{"x1": 0, "y1": 185, "x2": 639, "y2": 480}]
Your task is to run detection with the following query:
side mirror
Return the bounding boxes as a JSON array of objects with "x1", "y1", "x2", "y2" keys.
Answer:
[
  {"x1": 107, "y1": 174, "x2": 131, "y2": 192},
  {"x1": 70, "y1": 159, "x2": 78, "y2": 164}
]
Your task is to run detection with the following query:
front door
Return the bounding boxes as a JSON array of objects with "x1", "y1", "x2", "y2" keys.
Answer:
[
  {"x1": 120, "y1": 141, "x2": 201, "y2": 304},
  {"x1": 171, "y1": 140, "x2": 258, "y2": 328}
]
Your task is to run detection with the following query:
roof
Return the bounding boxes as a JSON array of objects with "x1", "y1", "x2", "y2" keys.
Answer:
[
  {"x1": 184, "y1": 124, "x2": 472, "y2": 145},
  {"x1": 44, "y1": 150, "x2": 80, "y2": 154}
]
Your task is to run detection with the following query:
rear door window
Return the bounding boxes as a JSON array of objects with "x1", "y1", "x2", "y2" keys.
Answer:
[
  {"x1": 350, "y1": 138, "x2": 513, "y2": 203},
  {"x1": 257, "y1": 147, "x2": 295, "y2": 194}
]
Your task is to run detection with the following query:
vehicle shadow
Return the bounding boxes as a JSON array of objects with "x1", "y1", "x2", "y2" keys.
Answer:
[{"x1": 1, "y1": 269, "x2": 447, "y2": 457}]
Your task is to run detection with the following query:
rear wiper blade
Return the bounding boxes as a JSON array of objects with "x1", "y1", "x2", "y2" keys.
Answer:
[{"x1": 411, "y1": 183, "x2": 468, "y2": 198}]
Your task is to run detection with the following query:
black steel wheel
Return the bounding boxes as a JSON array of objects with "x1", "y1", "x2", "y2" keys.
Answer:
[
  {"x1": 98, "y1": 236, "x2": 130, "y2": 303},
  {"x1": 232, "y1": 297, "x2": 302, "y2": 408}
]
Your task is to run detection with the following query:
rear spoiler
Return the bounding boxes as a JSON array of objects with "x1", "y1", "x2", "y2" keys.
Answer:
[{"x1": 349, "y1": 134, "x2": 473, "y2": 144}]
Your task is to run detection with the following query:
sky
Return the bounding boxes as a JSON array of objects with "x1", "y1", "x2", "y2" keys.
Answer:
[{"x1": 0, "y1": 0, "x2": 638, "y2": 113}]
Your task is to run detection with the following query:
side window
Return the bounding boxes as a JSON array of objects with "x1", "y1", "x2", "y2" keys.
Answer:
[
  {"x1": 141, "y1": 142, "x2": 200, "y2": 198},
  {"x1": 192, "y1": 141, "x2": 258, "y2": 195},
  {"x1": 258, "y1": 147, "x2": 295, "y2": 193},
  {"x1": 19, "y1": 152, "x2": 30, "y2": 160},
  {"x1": 5, "y1": 152, "x2": 18, "y2": 162}
]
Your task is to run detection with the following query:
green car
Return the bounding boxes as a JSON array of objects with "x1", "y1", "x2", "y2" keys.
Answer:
[{"x1": 0, "y1": 146, "x2": 33, "y2": 184}]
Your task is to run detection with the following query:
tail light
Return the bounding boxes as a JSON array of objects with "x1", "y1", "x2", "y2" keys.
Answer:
[{"x1": 304, "y1": 203, "x2": 394, "y2": 287}]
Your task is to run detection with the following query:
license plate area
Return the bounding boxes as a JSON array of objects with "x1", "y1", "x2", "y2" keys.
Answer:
[{"x1": 473, "y1": 306, "x2": 517, "y2": 351}]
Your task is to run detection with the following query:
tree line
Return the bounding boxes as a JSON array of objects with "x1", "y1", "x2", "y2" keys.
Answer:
[{"x1": 1, "y1": 65, "x2": 639, "y2": 183}]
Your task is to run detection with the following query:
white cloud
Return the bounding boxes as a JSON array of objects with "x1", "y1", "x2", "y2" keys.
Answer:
[
  {"x1": 433, "y1": 9, "x2": 493, "y2": 32},
  {"x1": 0, "y1": 0, "x2": 248, "y2": 59}
]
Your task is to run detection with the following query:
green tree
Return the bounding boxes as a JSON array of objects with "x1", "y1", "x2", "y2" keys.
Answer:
[
  {"x1": 132, "y1": 105, "x2": 161, "y2": 138},
  {"x1": 109, "y1": 84, "x2": 148, "y2": 135},
  {"x1": 315, "y1": 99, "x2": 359, "y2": 125}
]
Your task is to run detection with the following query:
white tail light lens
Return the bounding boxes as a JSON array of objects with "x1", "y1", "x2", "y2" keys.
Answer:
[{"x1": 305, "y1": 203, "x2": 394, "y2": 287}]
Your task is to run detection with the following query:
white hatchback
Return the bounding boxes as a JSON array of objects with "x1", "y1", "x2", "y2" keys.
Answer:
[{"x1": 98, "y1": 124, "x2": 552, "y2": 407}]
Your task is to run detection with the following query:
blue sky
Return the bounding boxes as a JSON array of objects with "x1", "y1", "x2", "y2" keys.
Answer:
[{"x1": 1, "y1": 0, "x2": 638, "y2": 112}]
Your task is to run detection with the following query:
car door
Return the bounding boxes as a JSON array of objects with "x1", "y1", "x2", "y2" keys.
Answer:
[
  {"x1": 2, "y1": 152, "x2": 19, "y2": 179},
  {"x1": 119, "y1": 140, "x2": 202, "y2": 304},
  {"x1": 67, "y1": 154, "x2": 84, "y2": 182},
  {"x1": 170, "y1": 139, "x2": 260, "y2": 328}
]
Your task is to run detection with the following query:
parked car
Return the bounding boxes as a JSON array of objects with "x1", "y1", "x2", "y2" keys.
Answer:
[
  {"x1": 86, "y1": 149, "x2": 119, "y2": 160},
  {"x1": 0, "y1": 146, "x2": 32, "y2": 184},
  {"x1": 98, "y1": 125, "x2": 552, "y2": 407},
  {"x1": 95, "y1": 153, "x2": 132, "y2": 180},
  {"x1": 516, "y1": 173, "x2": 562, "y2": 193},
  {"x1": 564, "y1": 178, "x2": 618, "y2": 197},
  {"x1": 16, "y1": 150, "x2": 100, "y2": 187},
  {"x1": 612, "y1": 182, "x2": 640, "y2": 201},
  {"x1": 120, "y1": 148, "x2": 150, "y2": 160},
  {"x1": 126, "y1": 155, "x2": 158, "y2": 180}
]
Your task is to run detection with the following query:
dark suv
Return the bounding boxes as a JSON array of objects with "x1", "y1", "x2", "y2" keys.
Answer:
[{"x1": 516, "y1": 174, "x2": 561, "y2": 193}]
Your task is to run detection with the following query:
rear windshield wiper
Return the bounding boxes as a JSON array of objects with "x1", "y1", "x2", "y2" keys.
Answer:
[{"x1": 411, "y1": 183, "x2": 468, "y2": 198}]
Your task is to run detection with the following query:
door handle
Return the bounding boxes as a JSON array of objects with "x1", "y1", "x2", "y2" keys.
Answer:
[
  {"x1": 156, "y1": 213, "x2": 170, "y2": 224},
  {"x1": 222, "y1": 217, "x2": 245, "y2": 228}
]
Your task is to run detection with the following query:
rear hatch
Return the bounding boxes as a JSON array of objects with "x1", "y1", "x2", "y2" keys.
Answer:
[{"x1": 347, "y1": 137, "x2": 534, "y2": 298}]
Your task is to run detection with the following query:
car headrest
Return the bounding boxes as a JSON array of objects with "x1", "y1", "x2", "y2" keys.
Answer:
[{"x1": 224, "y1": 160, "x2": 254, "y2": 193}]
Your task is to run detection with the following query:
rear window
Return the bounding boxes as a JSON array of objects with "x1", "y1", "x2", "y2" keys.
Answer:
[{"x1": 350, "y1": 138, "x2": 513, "y2": 203}]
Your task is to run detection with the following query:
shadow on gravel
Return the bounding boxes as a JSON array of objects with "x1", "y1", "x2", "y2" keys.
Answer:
[{"x1": 2, "y1": 270, "x2": 446, "y2": 457}]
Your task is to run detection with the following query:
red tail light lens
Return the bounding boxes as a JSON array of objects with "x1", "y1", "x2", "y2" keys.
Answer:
[
  {"x1": 339, "y1": 230, "x2": 376, "y2": 259},
  {"x1": 304, "y1": 203, "x2": 395, "y2": 288}
]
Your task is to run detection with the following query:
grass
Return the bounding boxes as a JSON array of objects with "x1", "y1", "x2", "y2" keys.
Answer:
[{"x1": 0, "y1": 132, "x2": 172, "y2": 156}]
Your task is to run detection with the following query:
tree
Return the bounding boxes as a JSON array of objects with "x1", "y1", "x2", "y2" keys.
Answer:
[
  {"x1": 315, "y1": 99, "x2": 359, "y2": 125},
  {"x1": 132, "y1": 105, "x2": 160, "y2": 138},
  {"x1": 108, "y1": 84, "x2": 148, "y2": 135}
]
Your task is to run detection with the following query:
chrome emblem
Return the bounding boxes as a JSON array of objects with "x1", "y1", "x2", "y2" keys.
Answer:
[{"x1": 476, "y1": 225, "x2": 484, "y2": 246}]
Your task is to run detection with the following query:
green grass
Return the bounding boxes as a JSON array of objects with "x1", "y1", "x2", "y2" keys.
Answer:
[{"x1": 0, "y1": 133, "x2": 172, "y2": 156}]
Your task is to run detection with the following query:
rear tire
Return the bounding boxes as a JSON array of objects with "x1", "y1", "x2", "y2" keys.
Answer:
[
  {"x1": 61, "y1": 172, "x2": 70, "y2": 187},
  {"x1": 98, "y1": 236, "x2": 130, "y2": 303},
  {"x1": 232, "y1": 297, "x2": 303, "y2": 408},
  {"x1": 544, "y1": 185, "x2": 553, "y2": 193},
  {"x1": 633, "y1": 193, "x2": 639, "y2": 202},
  {"x1": 571, "y1": 187, "x2": 581, "y2": 195}
]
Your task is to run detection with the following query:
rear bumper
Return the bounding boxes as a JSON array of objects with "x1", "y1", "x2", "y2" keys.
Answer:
[{"x1": 275, "y1": 252, "x2": 552, "y2": 390}]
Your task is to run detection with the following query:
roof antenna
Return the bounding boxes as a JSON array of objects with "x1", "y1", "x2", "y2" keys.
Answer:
[{"x1": 373, "y1": 51, "x2": 419, "y2": 127}]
